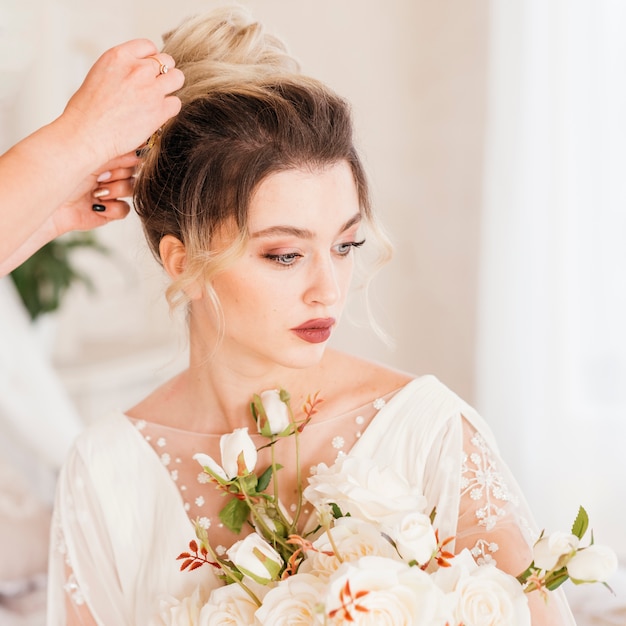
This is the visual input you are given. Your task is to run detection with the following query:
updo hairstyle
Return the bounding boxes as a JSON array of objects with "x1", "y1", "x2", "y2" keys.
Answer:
[{"x1": 134, "y1": 7, "x2": 391, "y2": 310}]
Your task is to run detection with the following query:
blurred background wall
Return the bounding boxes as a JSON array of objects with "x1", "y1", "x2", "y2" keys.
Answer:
[{"x1": 1, "y1": 2, "x2": 625, "y2": 617}]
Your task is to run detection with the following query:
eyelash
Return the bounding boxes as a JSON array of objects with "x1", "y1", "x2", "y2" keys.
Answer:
[{"x1": 263, "y1": 239, "x2": 366, "y2": 267}]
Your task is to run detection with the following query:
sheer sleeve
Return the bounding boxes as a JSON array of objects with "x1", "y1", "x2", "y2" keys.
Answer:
[
  {"x1": 47, "y1": 444, "x2": 137, "y2": 626},
  {"x1": 446, "y1": 417, "x2": 576, "y2": 625},
  {"x1": 46, "y1": 412, "x2": 216, "y2": 626}
]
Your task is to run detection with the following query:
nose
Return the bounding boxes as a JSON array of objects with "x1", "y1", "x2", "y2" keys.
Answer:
[{"x1": 304, "y1": 255, "x2": 341, "y2": 307}]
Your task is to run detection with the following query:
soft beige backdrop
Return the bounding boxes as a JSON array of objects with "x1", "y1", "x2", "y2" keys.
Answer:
[{"x1": 2, "y1": 0, "x2": 487, "y2": 420}]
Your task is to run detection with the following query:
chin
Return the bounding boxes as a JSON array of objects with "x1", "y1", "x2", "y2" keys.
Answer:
[{"x1": 277, "y1": 342, "x2": 329, "y2": 370}]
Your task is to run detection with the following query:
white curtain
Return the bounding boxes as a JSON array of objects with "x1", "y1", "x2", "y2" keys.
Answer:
[{"x1": 476, "y1": 0, "x2": 626, "y2": 562}]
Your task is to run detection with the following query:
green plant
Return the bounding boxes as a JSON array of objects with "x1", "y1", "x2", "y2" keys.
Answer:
[{"x1": 10, "y1": 232, "x2": 108, "y2": 321}]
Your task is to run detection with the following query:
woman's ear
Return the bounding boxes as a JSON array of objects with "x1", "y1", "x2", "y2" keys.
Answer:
[{"x1": 159, "y1": 235, "x2": 187, "y2": 279}]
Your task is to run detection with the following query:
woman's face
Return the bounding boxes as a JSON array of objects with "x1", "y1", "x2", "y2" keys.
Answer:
[{"x1": 193, "y1": 160, "x2": 363, "y2": 373}]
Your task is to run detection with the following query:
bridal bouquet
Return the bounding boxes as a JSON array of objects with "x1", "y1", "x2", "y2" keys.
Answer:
[{"x1": 164, "y1": 389, "x2": 617, "y2": 625}]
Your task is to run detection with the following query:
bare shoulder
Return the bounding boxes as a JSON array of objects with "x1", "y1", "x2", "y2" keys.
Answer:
[{"x1": 313, "y1": 349, "x2": 414, "y2": 416}]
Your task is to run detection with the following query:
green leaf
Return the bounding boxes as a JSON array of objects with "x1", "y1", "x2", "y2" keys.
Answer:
[
  {"x1": 571, "y1": 506, "x2": 589, "y2": 539},
  {"x1": 240, "y1": 473, "x2": 259, "y2": 494},
  {"x1": 9, "y1": 233, "x2": 109, "y2": 320},
  {"x1": 257, "y1": 464, "x2": 283, "y2": 493},
  {"x1": 219, "y1": 498, "x2": 250, "y2": 534},
  {"x1": 546, "y1": 568, "x2": 570, "y2": 591},
  {"x1": 429, "y1": 507, "x2": 437, "y2": 525},
  {"x1": 330, "y1": 503, "x2": 344, "y2": 519}
]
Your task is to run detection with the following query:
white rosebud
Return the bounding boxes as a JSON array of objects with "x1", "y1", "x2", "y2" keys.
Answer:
[
  {"x1": 392, "y1": 512, "x2": 438, "y2": 565},
  {"x1": 193, "y1": 452, "x2": 228, "y2": 482},
  {"x1": 255, "y1": 389, "x2": 291, "y2": 436},
  {"x1": 532, "y1": 532, "x2": 579, "y2": 571},
  {"x1": 567, "y1": 544, "x2": 618, "y2": 583},
  {"x1": 194, "y1": 428, "x2": 257, "y2": 482},
  {"x1": 220, "y1": 428, "x2": 257, "y2": 479},
  {"x1": 227, "y1": 533, "x2": 284, "y2": 584}
]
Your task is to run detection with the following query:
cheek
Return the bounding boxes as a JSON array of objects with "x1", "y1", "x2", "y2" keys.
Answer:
[{"x1": 337, "y1": 259, "x2": 355, "y2": 292}]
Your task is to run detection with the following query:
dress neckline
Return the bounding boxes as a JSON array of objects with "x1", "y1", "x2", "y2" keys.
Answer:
[{"x1": 125, "y1": 383, "x2": 412, "y2": 438}]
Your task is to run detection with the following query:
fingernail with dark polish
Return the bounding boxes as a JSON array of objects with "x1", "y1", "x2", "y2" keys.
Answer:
[{"x1": 92, "y1": 204, "x2": 106, "y2": 212}]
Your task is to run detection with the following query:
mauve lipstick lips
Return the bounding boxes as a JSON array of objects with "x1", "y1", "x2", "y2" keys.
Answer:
[{"x1": 291, "y1": 318, "x2": 335, "y2": 344}]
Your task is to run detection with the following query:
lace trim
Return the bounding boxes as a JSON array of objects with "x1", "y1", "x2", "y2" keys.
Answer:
[
  {"x1": 460, "y1": 432, "x2": 519, "y2": 531},
  {"x1": 470, "y1": 538, "x2": 500, "y2": 565}
]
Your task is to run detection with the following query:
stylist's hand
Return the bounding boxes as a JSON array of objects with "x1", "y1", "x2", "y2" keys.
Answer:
[
  {"x1": 59, "y1": 38, "x2": 184, "y2": 166},
  {"x1": 0, "y1": 152, "x2": 140, "y2": 276},
  {"x1": 53, "y1": 151, "x2": 140, "y2": 234}
]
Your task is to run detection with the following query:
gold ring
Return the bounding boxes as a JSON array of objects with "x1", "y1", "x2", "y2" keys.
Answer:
[{"x1": 148, "y1": 55, "x2": 169, "y2": 75}]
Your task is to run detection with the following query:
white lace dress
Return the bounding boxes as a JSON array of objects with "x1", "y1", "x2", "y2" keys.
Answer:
[{"x1": 47, "y1": 375, "x2": 576, "y2": 625}]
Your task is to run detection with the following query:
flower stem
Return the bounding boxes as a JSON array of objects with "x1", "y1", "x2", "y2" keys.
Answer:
[
  {"x1": 290, "y1": 404, "x2": 304, "y2": 533},
  {"x1": 238, "y1": 481, "x2": 292, "y2": 554}
]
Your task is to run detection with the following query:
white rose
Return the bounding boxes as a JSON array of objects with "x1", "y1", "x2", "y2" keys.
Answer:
[
  {"x1": 254, "y1": 572, "x2": 326, "y2": 625},
  {"x1": 304, "y1": 456, "x2": 426, "y2": 527},
  {"x1": 567, "y1": 544, "x2": 618, "y2": 583},
  {"x1": 193, "y1": 428, "x2": 257, "y2": 482},
  {"x1": 256, "y1": 389, "x2": 291, "y2": 436},
  {"x1": 532, "y1": 532, "x2": 579, "y2": 571},
  {"x1": 161, "y1": 586, "x2": 207, "y2": 626},
  {"x1": 324, "y1": 556, "x2": 452, "y2": 625},
  {"x1": 299, "y1": 517, "x2": 399, "y2": 580},
  {"x1": 437, "y1": 557, "x2": 530, "y2": 626},
  {"x1": 391, "y1": 511, "x2": 438, "y2": 566},
  {"x1": 227, "y1": 533, "x2": 284, "y2": 584},
  {"x1": 198, "y1": 583, "x2": 265, "y2": 626}
]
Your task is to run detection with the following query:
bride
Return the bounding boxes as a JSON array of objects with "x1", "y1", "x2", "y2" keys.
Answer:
[{"x1": 47, "y1": 7, "x2": 575, "y2": 625}]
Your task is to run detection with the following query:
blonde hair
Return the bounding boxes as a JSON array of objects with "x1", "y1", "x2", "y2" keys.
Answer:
[
  {"x1": 162, "y1": 5, "x2": 300, "y2": 104},
  {"x1": 134, "y1": 6, "x2": 392, "y2": 322}
]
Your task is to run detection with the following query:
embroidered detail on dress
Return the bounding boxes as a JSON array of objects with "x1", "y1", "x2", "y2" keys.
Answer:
[
  {"x1": 460, "y1": 432, "x2": 518, "y2": 531},
  {"x1": 198, "y1": 517, "x2": 211, "y2": 529},
  {"x1": 157, "y1": 437, "x2": 167, "y2": 448},
  {"x1": 197, "y1": 472, "x2": 211, "y2": 484},
  {"x1": 355, "y1": 415, "x2": 365, "y2": 425},
  {"x1": 195, "y1": 496, "x2": 205, "y2": 507},
  {"x1": 470, "y1": 538, "x2": 500, "y2": 565},
  {"x1": 373, "y1": 398, "x2": 386, "y2": 410},
  {"x1": 64, "y1": 573, "x2": 85, "y2": 606},
  {"x1": 135, "y1": 419, "x2": 146, "y2": 431},
  {"x1": 332, "y1": 436, "x2": 345, "y2": 450},
  {"x1": 160, "y1": 453, "x2": 171, "y2": 466}
]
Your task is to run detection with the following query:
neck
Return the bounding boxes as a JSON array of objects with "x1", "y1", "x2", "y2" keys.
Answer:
[{"x1": 184, "y1": 336, "x2": 324, "y2": 434}]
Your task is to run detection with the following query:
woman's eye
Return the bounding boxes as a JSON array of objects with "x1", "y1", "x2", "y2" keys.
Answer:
[
  {"x1": 263, "y1": 252, "x2": 303, "y2": 266},
  {"x1": 335, "y1": 239, "x2": 366, "y2": 256}
]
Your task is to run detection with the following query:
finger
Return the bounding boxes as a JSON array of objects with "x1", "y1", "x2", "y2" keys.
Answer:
[
  {"x1": 95, "y1": 153, "x2": 141, "y2": 179},
  {"x1": 92, "y1": 178, "x2": 135, "y2": 201},
  {"x1": 149, "y1": 66, "x2": 185, "y2": 93},
  {"x1": 110, "y1": 38, "x2": 159, "y2": 61},
  {"x1": 146, "y1": 52, "x2": 176, "y2": 73},
  {"x1": 90, "y1": 200, "x2": 131, "y2": 222},
  {"x1": 96, "y1": 167, "x2": 137, "y2": 184}
]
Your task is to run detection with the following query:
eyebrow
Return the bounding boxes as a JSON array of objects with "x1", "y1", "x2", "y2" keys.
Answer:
[{"x1": 250, "y1": 213, "x2": 361, "y2": 239}]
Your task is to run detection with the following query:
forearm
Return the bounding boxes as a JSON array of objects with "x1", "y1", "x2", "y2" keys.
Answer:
[{"x1": 0, "y1": 118, "x2": 99, "y2": 264}]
